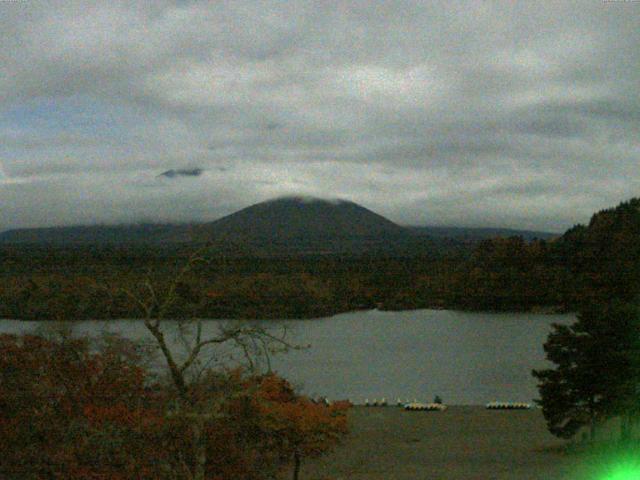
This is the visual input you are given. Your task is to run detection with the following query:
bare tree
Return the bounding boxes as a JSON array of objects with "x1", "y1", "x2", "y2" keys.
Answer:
[{"x1": 120, "y1": 246, "x2": 300, "y2": 480}]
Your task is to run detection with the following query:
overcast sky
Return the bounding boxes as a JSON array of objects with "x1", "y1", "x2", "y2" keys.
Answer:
[{"x1": 1, "y1": 1, "x2": 638, "y2": 232}]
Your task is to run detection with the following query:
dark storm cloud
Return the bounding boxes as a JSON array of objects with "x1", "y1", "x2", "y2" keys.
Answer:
[
  {"x1": 159, "y1": 168, "x2": 205, "y2": 179},
  {"x1": 0, "y1": 1, "x2": 638, "y2": 231}
]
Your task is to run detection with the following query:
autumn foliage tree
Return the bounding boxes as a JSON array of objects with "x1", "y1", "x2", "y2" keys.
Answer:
[
  {"x1": 0, "y1": 333, "x2": 349, "y2": 480},
  {"x1": 164, "y1": 371, "x2": 350, "y2": 480},
  {"x1": 250, "y1": 374, "x2": 349, "y2": 480},
  {"x1": 0, "y1": 333, "x2": 165, "y2": 479}
]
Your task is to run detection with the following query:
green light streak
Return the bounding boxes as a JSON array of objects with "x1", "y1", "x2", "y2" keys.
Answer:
[{"x1": 601, "y1": 460, "x2": 640, "y2": 480}]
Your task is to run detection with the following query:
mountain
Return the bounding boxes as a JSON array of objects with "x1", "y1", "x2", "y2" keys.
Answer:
[{"x1": 193, "y1": 196, "x2": 420, "y2": 255}]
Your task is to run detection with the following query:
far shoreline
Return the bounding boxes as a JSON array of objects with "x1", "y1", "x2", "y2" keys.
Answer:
[{"x1": 0, "y1": 303, "x2": 571, "y2": 323}]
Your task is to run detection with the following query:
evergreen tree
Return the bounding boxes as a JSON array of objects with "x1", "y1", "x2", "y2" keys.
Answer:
[{"x1": 533, "y1": 300, "x2": 640, "y2": 441}]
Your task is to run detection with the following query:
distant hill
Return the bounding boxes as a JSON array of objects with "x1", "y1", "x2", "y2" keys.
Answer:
[
  {"x1": 0, "y1": 224, "x2": 193, "y2": 246},
  {"x1": 408, "y1": 226, "x2": 559, "y2": 243}
]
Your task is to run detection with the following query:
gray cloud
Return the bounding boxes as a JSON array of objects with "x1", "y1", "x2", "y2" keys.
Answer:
[
  {"x1": 159, "y1": 168, "x2": 205, "y2": 179},
  {"x1": 0, "y1": 1, "x2": 639, "y2": 232}
]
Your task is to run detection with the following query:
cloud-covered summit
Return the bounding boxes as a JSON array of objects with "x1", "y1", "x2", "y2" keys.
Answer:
[{"x1": 0, "y1": 1, "x2": 638, "y2": 232}]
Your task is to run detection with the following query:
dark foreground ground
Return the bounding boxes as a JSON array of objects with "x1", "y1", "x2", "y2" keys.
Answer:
[{"x1": 294, "y1": 406, "x2": 588, "y2": 480}]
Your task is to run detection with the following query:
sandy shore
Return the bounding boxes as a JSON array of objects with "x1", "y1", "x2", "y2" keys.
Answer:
[{"x1": 293, "y1": 406, "x2": 582, "y2": 480}]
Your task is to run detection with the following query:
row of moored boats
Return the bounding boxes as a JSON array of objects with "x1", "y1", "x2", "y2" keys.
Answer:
[
  {"x1": 364, "y1": 398, "x2": 447, "y2": 411},
  {"x1": 485, "y1": 402, "x2": 531, "y2": 410},
  {"x1": 362, "y1": 398, "x2": 532, "y2": 411}
]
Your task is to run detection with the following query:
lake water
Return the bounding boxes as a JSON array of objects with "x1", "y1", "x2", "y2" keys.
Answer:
[{"x1": 0, "y1": 309, "x2": 573, "y2": 405}]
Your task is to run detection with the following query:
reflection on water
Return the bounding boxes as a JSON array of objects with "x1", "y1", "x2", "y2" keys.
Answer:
[{"x1": 0, "y1": 309, "x2": 573, "y2": 404}]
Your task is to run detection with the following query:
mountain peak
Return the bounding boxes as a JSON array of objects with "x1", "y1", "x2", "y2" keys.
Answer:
[{"x1": 197, "y1": 196, "x2": 409, "y2": 254}]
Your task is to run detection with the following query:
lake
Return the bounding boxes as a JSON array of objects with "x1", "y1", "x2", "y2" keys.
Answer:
[{"x1": 0, "y1": 309, "x2": 573, "y2": 405}]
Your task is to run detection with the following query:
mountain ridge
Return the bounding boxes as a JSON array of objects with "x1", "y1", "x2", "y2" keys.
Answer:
[{"x1": 0, "y1": 196, "x2": 557, "y2": 251}]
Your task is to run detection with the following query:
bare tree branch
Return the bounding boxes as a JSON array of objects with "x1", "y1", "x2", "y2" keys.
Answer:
[
  {"x1": 105, "y1": 243, "x2": 306, "y2": 480},
  {"x1": 178, "y1": 328, "x2": 242, "y2": 375}
]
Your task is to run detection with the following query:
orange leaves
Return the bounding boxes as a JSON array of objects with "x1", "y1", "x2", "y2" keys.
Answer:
[
  {"x1": 255, "y1": 372, "x2": 298, "y2": 403},
  {"x1": 83, "y1": 403, "x2": 164, "y2": 431},
  {"x1": 0, "y1": 335, "x2": 349, "y2": 479},
  {"x1": 0, "y1": 333, "x2": 164, "y2": 479},
  {"x1": 251, "y1": 374, "x2": 350, "y2": 459}
]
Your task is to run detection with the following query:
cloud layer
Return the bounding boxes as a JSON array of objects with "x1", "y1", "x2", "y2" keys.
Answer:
[{"x1": 1, "y1": 1, "x2": 639, "y2": 231}]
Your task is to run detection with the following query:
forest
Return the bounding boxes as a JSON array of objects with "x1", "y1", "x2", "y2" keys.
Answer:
[{"x1": 1, "y1": 198, "x2": 638, "y2": 321}]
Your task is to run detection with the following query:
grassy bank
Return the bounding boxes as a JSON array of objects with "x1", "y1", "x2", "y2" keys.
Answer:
[{"x1": 291, "y1": 406, "x2": 588, "y2": 480}]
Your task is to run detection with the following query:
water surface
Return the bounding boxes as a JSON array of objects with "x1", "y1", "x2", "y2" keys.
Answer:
[{"x1": 0, "y1": 309, "x2": 573, "y2": 404}]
